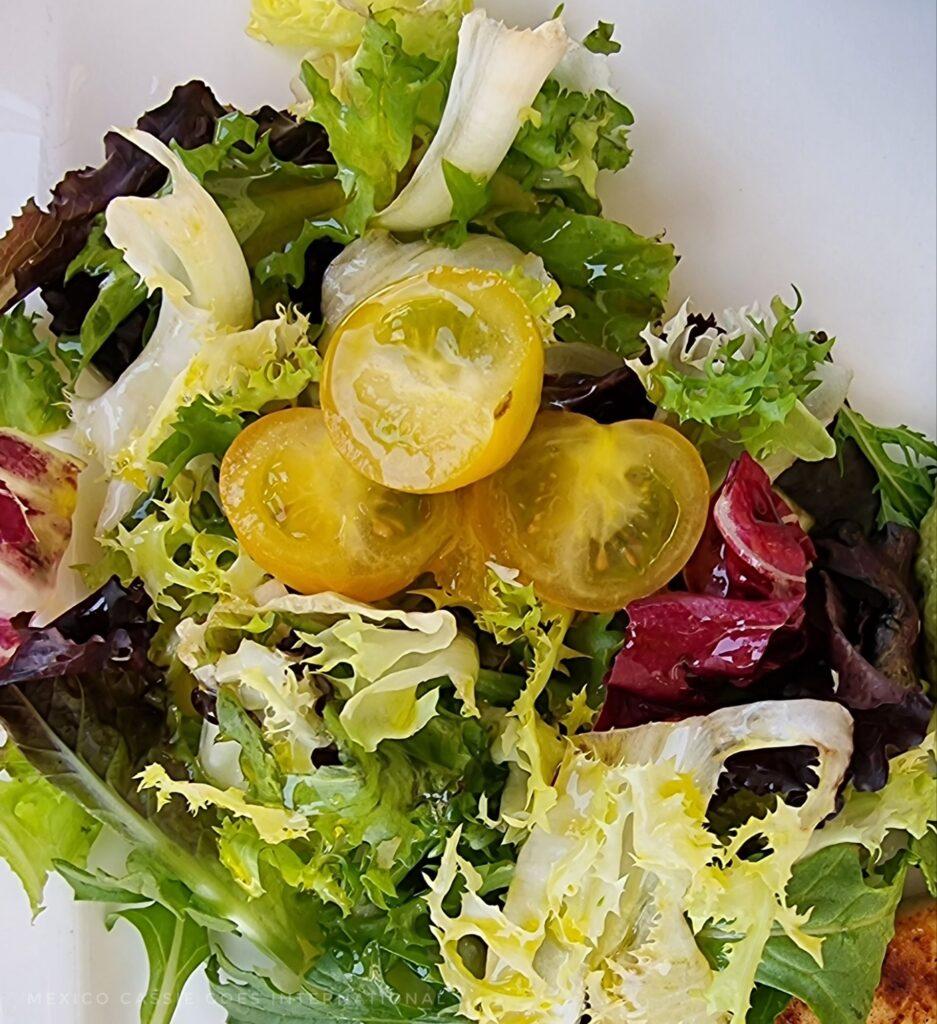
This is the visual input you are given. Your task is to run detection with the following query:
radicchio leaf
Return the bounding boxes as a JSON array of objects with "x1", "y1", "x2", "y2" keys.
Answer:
[
  {"x1": 598, "y1": 455, "x2": 811, "y2": 729},
  {"x1": 1, "y1": 81, "x2": 225, "y2": 315},
  {"x1": 0, "y1": 430, "x2": 82, "y2": 618}
]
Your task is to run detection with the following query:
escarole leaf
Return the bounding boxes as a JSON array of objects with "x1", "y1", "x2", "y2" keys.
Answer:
[
  {"x1": 0, "y1": 739, "x2": 101, "y2": 915},
  {"x1": 499, "y1": 206, "x2": 676, "y2": 358},
  {"x1": 180, "y1": 590, "x2": 479, "y2": 754},
  {"x1": 109, "y1": 903, "x2": 210, "y2": 1024},
  {"x1": 0, "y1": 305, "x2": 69, "y2": 434},
  {"x1": 377, "y1": 11, "x2": 569, "y2": 231},
  {"x1": 429, "y1": 700, "x2": 853, "y2": 1024},
  {"x1": 834, "y1": 406, "x2": 937, "y2": 529},
  {"x1": 104, "y1": 129, "x2": 253, "y2": 327},
  {"x1": 630, "y1": 296, "x2": 852, "y2": 477}
]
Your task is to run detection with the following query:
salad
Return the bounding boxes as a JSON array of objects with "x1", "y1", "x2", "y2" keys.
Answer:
[{"x1": 0, "y1": 3, "x2": 934, "y2": 1023}]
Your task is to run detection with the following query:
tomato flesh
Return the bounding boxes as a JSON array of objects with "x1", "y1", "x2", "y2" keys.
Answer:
[
  {"x1": 220, "y1": 408, "x2": 453, "y2": 601},
  {"x1": 321, "y1": 267, "x2": 544, "y2": 494},
  {"x1": 467, "y1": 411, "x2": 711, "y2": 612}
]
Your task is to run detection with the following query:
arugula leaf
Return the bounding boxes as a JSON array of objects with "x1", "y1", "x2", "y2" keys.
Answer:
[
  {"x1": 58, "y1": 219, "x2": 148, "y2": 377},
  {"x1": 150, "y1": 399, "x2": 242, "y2": 486},
  {"x1": 755, "y1": 845, "x2": 906, "y2": 1024},
  {"x1": 498, "y1": 206, "x2": 676, "y2": 357},
  {"x1": 0, "y1": 740, "x2": 100, "y2": 914},
  {"x1": 0, "y1": 305, "x2": 69, "y2": 434},
  {"x1": 583, "y1": 21, "x2": 621, "y2": 55},
  {"x1": 109, "y1": 903, "x2": 210, "y2": 1024},
  {"x1": 835, "y1": 406, "x2": 937, "y2": 529},
  {"x1": 300, "y1": 20, "x2": 446, "y2": 230}
]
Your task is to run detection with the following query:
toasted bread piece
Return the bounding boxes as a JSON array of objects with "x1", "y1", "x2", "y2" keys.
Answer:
[{"x1": 776, "y1": 902, "x2": 937, "y2": 1023}]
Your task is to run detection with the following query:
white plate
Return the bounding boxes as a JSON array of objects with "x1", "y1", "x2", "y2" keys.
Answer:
[{"x1": 0, "y1": 1, "x2": 934, "y2": 1021}]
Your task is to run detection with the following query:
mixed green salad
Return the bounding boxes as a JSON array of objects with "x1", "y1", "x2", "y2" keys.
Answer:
[{"x1": 0, "y1": 3, "x2": 935, "y2": 1023}]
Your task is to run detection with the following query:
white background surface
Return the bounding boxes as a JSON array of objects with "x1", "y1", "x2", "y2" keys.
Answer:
[{"x1": 0, "y1": 1, "x2": 934, "y2": 1021}]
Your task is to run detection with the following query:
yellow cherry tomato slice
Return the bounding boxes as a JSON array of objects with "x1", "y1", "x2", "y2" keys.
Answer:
[
  {"x1": 321, "y1": 267, "x2": 544, "y2": 494},
  {"x1": 466, "y1": 411, "x2": 711, "y2": 612},
  {"x1": 220, "y1": 408, "x2": 454, "y2": 601}
]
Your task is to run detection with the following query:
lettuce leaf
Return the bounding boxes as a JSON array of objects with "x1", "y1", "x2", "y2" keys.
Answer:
[
  {"x1": 58, "y1": 219, "x2": 148, "y2": 379},
  {"x1": 179, "y1": 590, "x2": 479, "y2": 754},
  {"x1": 0, "y1": 584, "x2": 325, "y2": 979},
  {"x1": 754, "y1": 845, "x2": 907, "y2": 1024},
  {"x1": 918, "y1": 493, "x2": 937, "y2": 686},
  {"x1": 498, "y1": 206, "x2": 676, "y2": 358},
  {"x1": 507, "y1": 63, "x2": 633, "y2": 201},
  {"x1": 0, "y1": 739, "x2": 101, "y2": 915},
  {"x1": 320, "y1": 230, "x2": 565, "y2": 332},
  {"x1": 806, "y1": 731, "x2": 935, "y2": 861},
  {"x1": 300, "y1": 19, "x2": 448, "y2": 230},
  {"x1": 0, "y1": 305, "x2": 69, "y2": 434},
  {"x1": 108, "y1": 902, "x2": 210, "y2": 1024},
  {"x1": 0, "y1": 82, "x2": 225, "y2": 314},
  {"x1": 377, "y1": 11, "x2": 569, "y2": 232},
  {"x1": 630, "y1": 296, "x2": 851, "y2": 477},
  {"x1": 98, "y1": 489, "x2": 265, "y2": 615},
  {"x1": 834, "y1": 406, "x2": 937, "y2": 529},
  {"x1": 248, "y1": 0, "x2": 469, "y2": 61},
  {"x1": 105, "y1": 130, "x2": 254, "y2": 329}
]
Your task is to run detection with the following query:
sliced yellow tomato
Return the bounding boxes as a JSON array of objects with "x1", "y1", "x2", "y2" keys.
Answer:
[
  {"x1": 320, "y1": 267, "x2": 544, "y2": 494},
  {"x1": 466, "y1": 411, "x2": 711, "y2": 612},
  {"x1": 219, "y1": 408, "x2": 454, "y2": 601}
]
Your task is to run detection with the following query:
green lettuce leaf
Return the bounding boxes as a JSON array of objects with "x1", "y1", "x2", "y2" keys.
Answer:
[
  {"x1": 248, "y1": 0, "x2": 469, "y2": 62},
  {"x1": 299, "y1": 19, "x2": 447, "y2": 230},
  {"x1": 918, "y1": 493, "x2": 937, "y2": 687},
  {"x1": 498, "y1": 206, "x2": 676, "y2": 357},
  {"x1": 109, "y1": 902, "x2": 210, "y2": 1024},
  {"x1": 150, "y1": 399, "x2": 242, "y2": 487},
  {"x1": 583, "y1": 21, "x2": 621, "y2": 55},
  {"x1": 0, "y1": 665, "x2": 323, "y2": 978},
  {"x1": 755, "y1": 845, "x2": 906, "y2": 1024},
  {"x1": 508, "y1": 78, "x2": 633, "y2": 201},
  {"x1": 835, "y1": 406, "x2": 937, "y2": 529},
  {"x1": 207, "y1": 941, "x2": 461, "y2": 1023},
  {"x1": 59, "y1": 219, "x2": 147, "y2": 377},
  {"x1": 806, "y1": 730, "x2": 935, "y2": 862},
  {"x1": 630, "y1": 295, "x2": 851, "y2": 476},
  {"x1": 175, "y1": 111, "x2": 348, "y2": 296},
  {"x1": 0, "y1": 305, "x2": 69, "y2": 434},
  {"x1": 0, "y1": 739, "x2": 101, "y2": 914}
]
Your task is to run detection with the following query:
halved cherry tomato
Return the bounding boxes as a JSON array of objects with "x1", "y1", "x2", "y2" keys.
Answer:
[
  {"x1": 219, "y1": 408, "x2": 454, "y2": 601},
  {"x1": 321, "y1": 267, "x2": 544, "y2": 494},
  {"x1": 465, "y1": 411, "x2": 711, "y2": 612}
]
